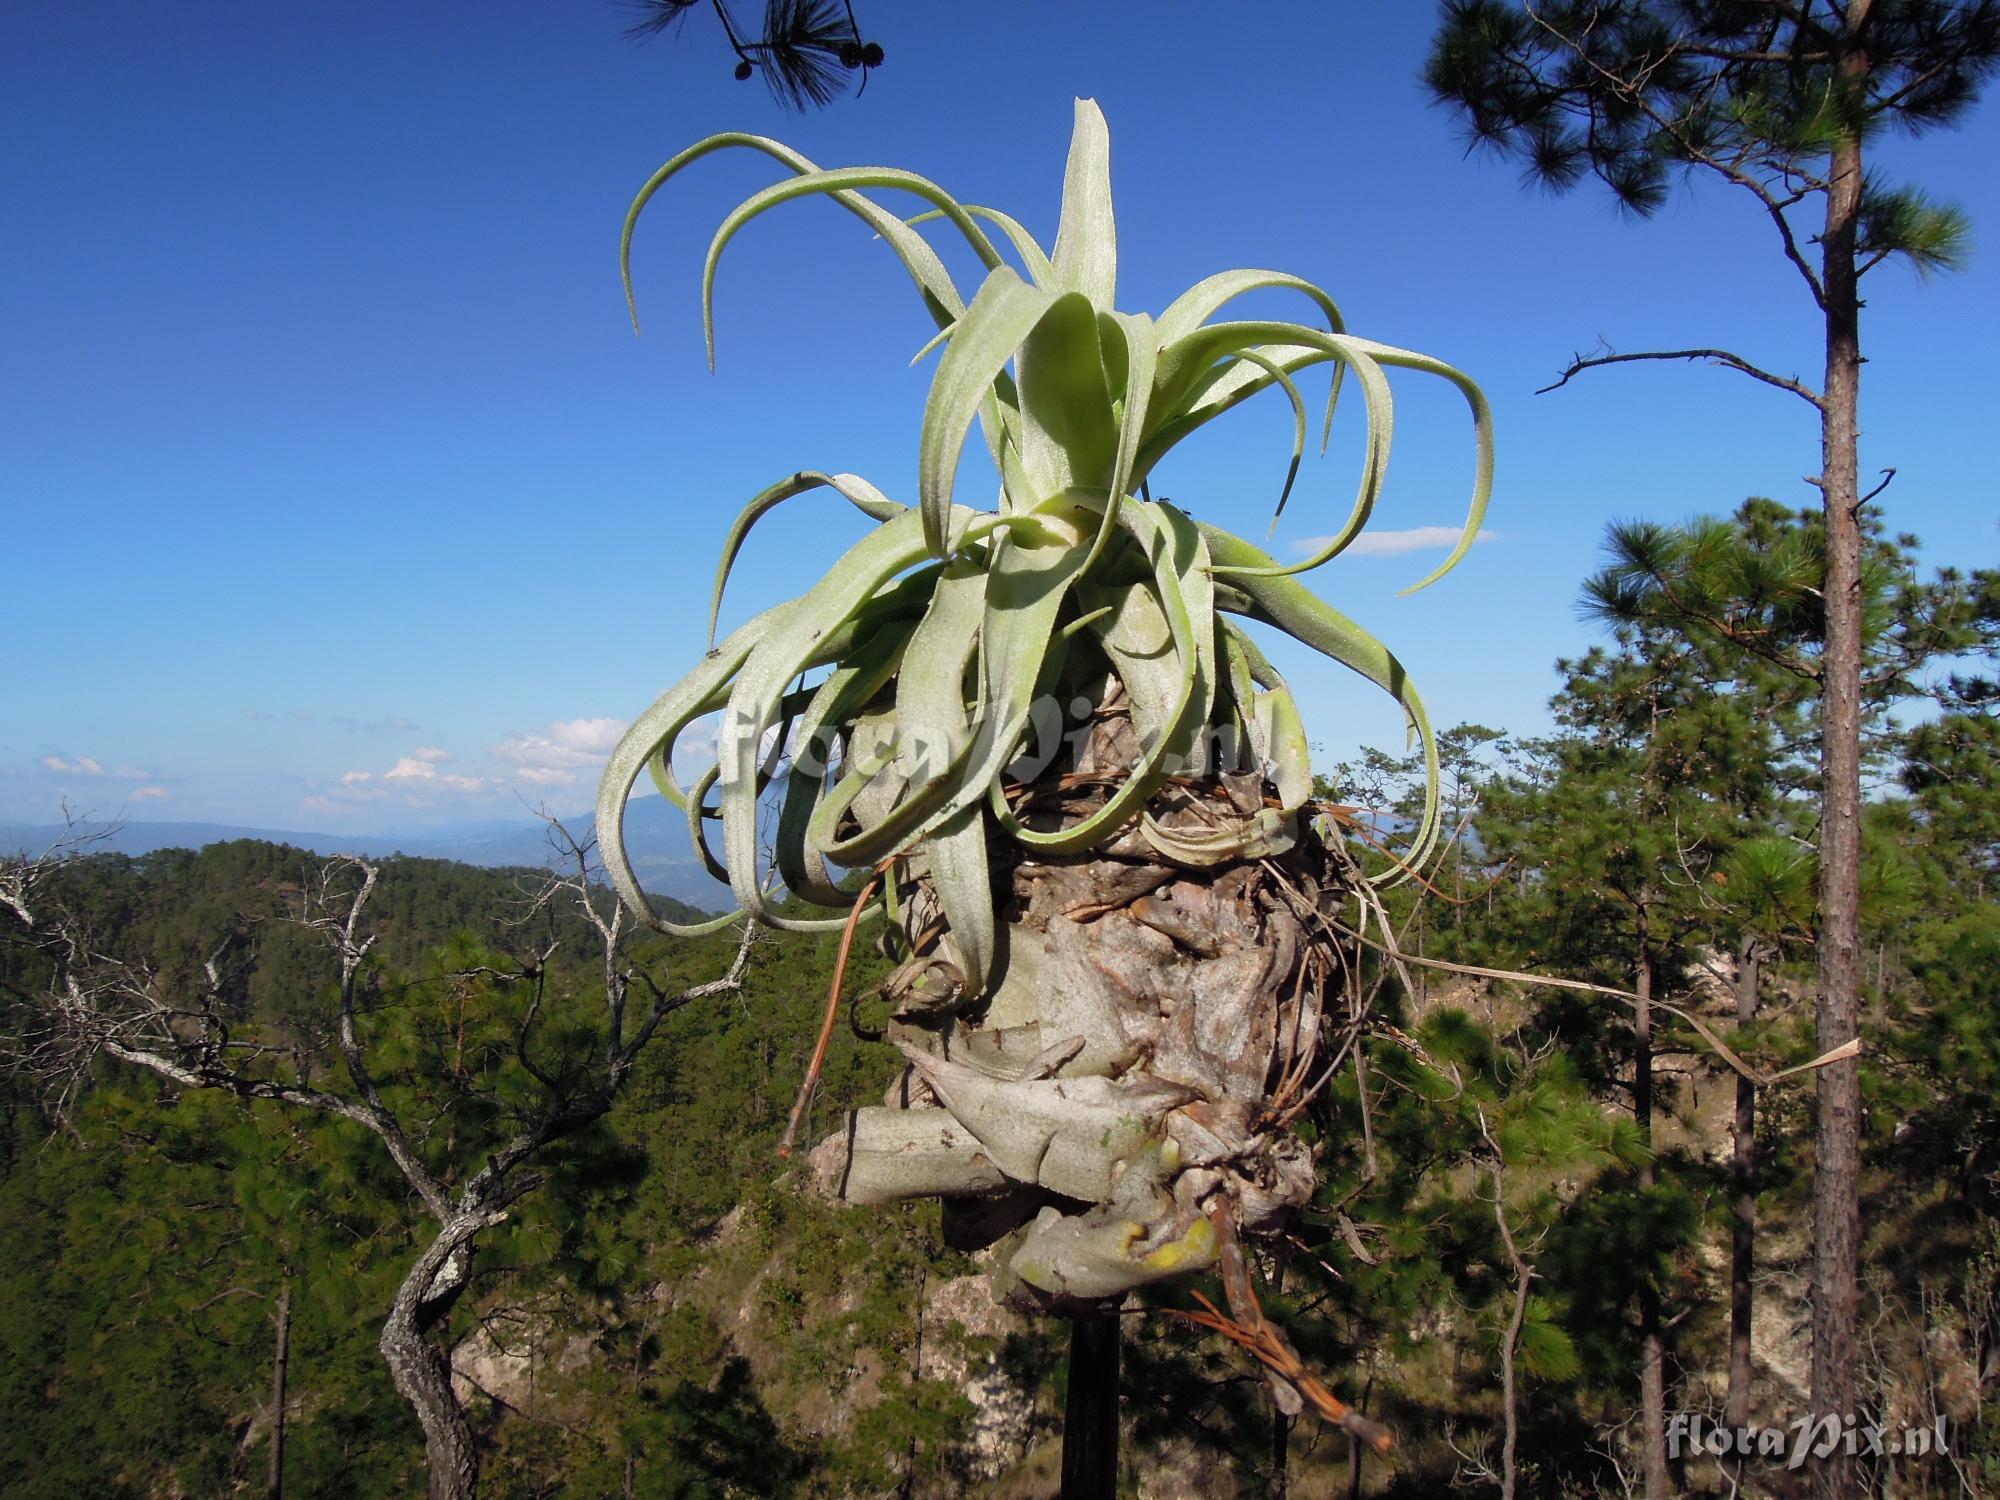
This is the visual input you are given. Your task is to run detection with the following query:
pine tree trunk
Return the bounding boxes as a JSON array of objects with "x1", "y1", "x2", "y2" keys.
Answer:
[
  {"x1": 1727, "y1": 936, "x2": 1763, "y2": 1490},
  {"x1": 1634, "y1": 938, "x2": 1671, "y2": 1500},
  {"x1": 1810, "y1": 13, "x2": 1871, "y2": 1498},
  {"x1": 267, "y1": 1276, "x2": 291, "y2": 1500}
]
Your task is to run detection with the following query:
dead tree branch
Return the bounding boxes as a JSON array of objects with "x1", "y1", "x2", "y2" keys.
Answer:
[{"x1": 1537, "y1": 343, "x2": 1823, "y2": 407}]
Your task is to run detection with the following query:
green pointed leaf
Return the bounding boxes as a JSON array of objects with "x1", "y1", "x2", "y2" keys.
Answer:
[
  {"x1": 918, "y1": 266, "x2": 1058, "y2": 552},
  {"x1": 1253, "y1": 681, "x2": 1312, "y2": 813},
  {"x1": 1230, "y1": 347, "x2": 1308, "y2": 525},
  {"x1": 775, "y1": 624, "x2": 913, "y2": 906},
  {"x1": 1145, "y1": 322, "x2": 1395, "y2": 555},
  {"x1": 892, "y1": 561, "x2": 995, "y2": 992},
  {"x1": 1154, "y1": 268, "x2": 1347, "y2": 346},
  {"x1": 1050, "y1": 98, "x2": 1116, "y2": 306},
  {"x1": 1081, "y1": 577, "x2": 1179, "y2": 760},
  {"x1": 1076, "y1": 309, "x2": 1158, "y2": 577},
  {"x1": 1015, "y1": 289, "x2": 1117, "y2": 501}
]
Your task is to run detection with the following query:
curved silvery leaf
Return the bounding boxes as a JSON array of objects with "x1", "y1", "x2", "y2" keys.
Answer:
[
  {"x1": 597, "y1": 604, "x2": 784, "y2": 937},
  {"x1": 903, "y1": 204, "x2": 1055, "y2": 285},
  {"x1": 1014, "y1": 290, "x2": 1117, "y2": 506},
  {"x1": 1079, "y1": 578, "x2": 1179, "y2": 761},
  {"x1": 1200, "y1": 523, "x2": 1444, "y2": 882},
  {"x1": 699, "y1": 166, "x2": 1005, "y2": 367},
  {"x1": 624, "y1": 134, "x2": 1021, "y2": 473},
  {"x1": 1251, "y1": 336, "x2": 1494, "y2": 591},
  {"x1": 717, "y1": 506, "x2": 1005, "y2": 929},
  {"x1": 776, "y1": 625, "x2": 914, "y2": 907},
  {"x1": 894, "y1": 561, "x2": 993, "y2": 991},
  {"x1": 602, "y1": 96, "x2": 1489, "y2": 951},
  {"x1": 1076, "y1": 309, "x2": 1157, "y2": 577},
  {"x1": 1149, "y1": 321, "x2": 1397, "y2": 557},
  {"x1": 623, "y1": 133, "x2": 971, "y2": 336},
  {"x1": 706, "y1": 470, "x2": 905, "y2": 648},
  {"x1": 1229, "y1": 347, "x2": 1309, "y2": 525}
]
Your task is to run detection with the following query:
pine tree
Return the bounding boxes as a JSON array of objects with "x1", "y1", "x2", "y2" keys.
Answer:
[
  {"x1": 1518, "y1": 498, "x2": 1990, "y2": 1483},
  {"x1": 1426, "y1": 11, "x2": 2000, "y2": 1490},
  {"x1": 1476, "y1": 627, "x2": 1780, "y2": 1491}
]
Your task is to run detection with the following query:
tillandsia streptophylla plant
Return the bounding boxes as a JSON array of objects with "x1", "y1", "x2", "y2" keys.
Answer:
[{"x1": 597, "y1": 101, "x2": 1490, "y2": 1332}]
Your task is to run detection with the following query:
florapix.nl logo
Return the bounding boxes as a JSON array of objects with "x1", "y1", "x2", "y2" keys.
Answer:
[{"x1": 1667, "y1": 1412, "x2": 1951, "y2": 1471}]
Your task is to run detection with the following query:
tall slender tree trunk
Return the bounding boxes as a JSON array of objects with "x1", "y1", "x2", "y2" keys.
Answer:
[
  {"x1": 1269, "y1": 1403, "x2": 1291, "y2": 1500},
  {"x1": 267, "y1": 1276, "x2": 292, "y2": 1500},
  {"x1": 1634, "y1": 936, "x2": 1671, "y2": 1500},
  {"x1": 1810, "y1": 13, "x2": 1871, "y2": 1498},
  {"x1": 1062, "y1": 1312, "x2": 1120, "y2": 1499},
  {"x1": 1347, "y1": 1362, "x2": 1376, "y2": 1500},
  {"x1": 1727, "y1": 936, "x2": 1764, "y2": 1491}
]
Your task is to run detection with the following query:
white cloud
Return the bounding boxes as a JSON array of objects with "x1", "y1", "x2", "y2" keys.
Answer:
[
  {"x1": 130, "y1": 786, "x2": 168, "y2": 802},
  {"x1": 1290, "y1": 525, "x2": 1500, "y2": 559},
  {"x1": 313, "y1": 742, "x2": 505, "y2": 819},
  {"x1": 515, "y1": 765, "x2": 575, "y2": 786},
  {"x1": 550, "y1": 719, "x2": 623, "y2": 753},
  {"x1": 40, "y1": 753, "x2": 148, "y2": 779},
  {"x1": 491, "y1": 717, "x2": 625, "y2": 788}
]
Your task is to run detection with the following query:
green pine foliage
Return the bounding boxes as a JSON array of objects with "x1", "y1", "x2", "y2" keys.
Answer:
[{"x1": 2, "y1": 492, "x2": 1995, "y2": 1494}]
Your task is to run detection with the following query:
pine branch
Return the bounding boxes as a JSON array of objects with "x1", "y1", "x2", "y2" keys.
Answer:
[{"x1": 1518, "y1": 3, "x2": 1831, "y2": 305}]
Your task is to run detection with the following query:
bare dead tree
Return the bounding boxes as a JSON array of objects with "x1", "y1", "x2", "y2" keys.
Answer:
[{"x1": 1, "y1": 821, "x2": 758, "y2": 1500}]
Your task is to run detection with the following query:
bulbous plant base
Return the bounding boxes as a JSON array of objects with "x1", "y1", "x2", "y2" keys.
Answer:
[{"x1": 810, "y1": 760, "x2": 1354, "y2": 1316}]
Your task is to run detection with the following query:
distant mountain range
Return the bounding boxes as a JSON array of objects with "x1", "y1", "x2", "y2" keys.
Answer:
[{"x1": 1, "y1": 796, "x2": 726, "y2": 913}]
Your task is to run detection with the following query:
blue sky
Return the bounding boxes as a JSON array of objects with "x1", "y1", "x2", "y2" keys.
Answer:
[{"x1": 4, "y1": 3, "x2": 1995, "y2": 832}]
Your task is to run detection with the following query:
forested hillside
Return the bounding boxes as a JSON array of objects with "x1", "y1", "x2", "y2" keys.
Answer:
[{"x1": 2, "y1": 501, "x2": 1994, "y2": 1499}]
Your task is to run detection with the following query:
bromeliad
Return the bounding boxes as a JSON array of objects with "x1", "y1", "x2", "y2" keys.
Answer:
[{"x1": 598, "y1": 99, "x2": 1489, "y2": 1314}]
